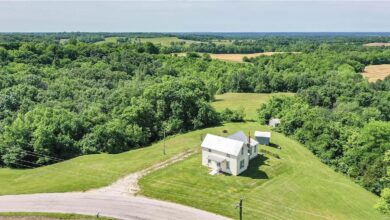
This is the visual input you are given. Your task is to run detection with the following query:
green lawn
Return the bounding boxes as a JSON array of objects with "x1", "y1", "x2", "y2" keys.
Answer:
[
  {"x1": 0, "y1": 212, "x2": 114, "y2": 219},
  {"x1": 212, "y1": 93, "x2": 294, "y2": 120},
  {"x1": 0, "y1": 122, "x2": 261, "y2": 195},
  {"x1": 139, "y1": 123, "x2": 386, "y2": 220}
]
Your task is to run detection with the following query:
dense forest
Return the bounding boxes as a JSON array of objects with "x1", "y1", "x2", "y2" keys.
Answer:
[{"x1": 0, "y1": 33, "x2": 389, "y2": 213}]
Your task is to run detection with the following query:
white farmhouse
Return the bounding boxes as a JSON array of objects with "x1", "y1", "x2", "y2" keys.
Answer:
[{"x1": 201, "y1": 131, "x2": 259, "y2": 176}]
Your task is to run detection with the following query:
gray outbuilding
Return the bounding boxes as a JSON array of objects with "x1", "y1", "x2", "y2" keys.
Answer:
[
  {"x1": 255, "y1": 131, "x2": 271, "y2": 146},
  {"x1": 269, "y1": 118, "x2": 281, "y2": 127}
]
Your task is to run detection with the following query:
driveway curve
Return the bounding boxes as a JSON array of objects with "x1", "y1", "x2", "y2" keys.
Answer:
[{"x1": 0, "y1": 192, "x2": 230, "y2": 220}]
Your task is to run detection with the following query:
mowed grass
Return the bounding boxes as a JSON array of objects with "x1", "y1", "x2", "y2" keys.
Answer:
[
  {"x1": 209, "y1": 52, "x2": 298, "y2": 62},
  {"x1": 0, "y1": 122, "x2": 263, "y2": 195},
  {"x1": 0, "y1": 212, "x2": 114, "y2": 220},
  {"x1": 212, "y1": 93, "x2": 294, "y2": 120},
  {"x1": 363, "y1": 64, "x2": 390, "y2": 82},
  {"x1": 139, "y1": 122, "x2": 386, "y2": 220}
]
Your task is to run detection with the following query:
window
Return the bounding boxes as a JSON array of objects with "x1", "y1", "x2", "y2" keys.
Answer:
[
  {"x1": 241, "y1": 148, "x2": 243, "y2": 155},
  {"x1": 240, "y1": 160, "x2": 245, "y2": 169},
  {"x1": 217, "y1": 162, "x2": 221, "y2": 167},
  {"x1": 226, "y1": 161, "x2": 230, "y2": 169},
  {"x1": 248, "y1": 147, "x2": 251, "y2": 155},
  {"x1": 208, "y1": 159, "x2": 211, "y2": 164},
  {"x1": 253, "y1": 146, "x2": 257, "y2": 153},
  {"x1": 208, "y1": 149, "x2": 211, "y2": 152}
]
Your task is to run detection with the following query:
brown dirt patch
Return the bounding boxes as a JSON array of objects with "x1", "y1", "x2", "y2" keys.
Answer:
[
  {"x1": 363, "y1": 64, "x2": 390, "y2": 82},
  {"x1": 209, "y1": 52, "x2": 295, "y2": 62},
  {"x1": 363, "y1": 43, "x2": 390, "y2": 47}
]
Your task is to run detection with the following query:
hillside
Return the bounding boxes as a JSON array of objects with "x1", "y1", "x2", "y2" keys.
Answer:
[
  {"x1": 0, "y1": 93, "x2": 386, "y2": 219},
  {"x1": 139, "y1": 128, "x2": 385, "y2": 220}
]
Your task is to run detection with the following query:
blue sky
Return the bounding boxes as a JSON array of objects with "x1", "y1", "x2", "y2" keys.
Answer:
[{"x1": 0, "y1": 0, "x2": 390, "y2": 32}]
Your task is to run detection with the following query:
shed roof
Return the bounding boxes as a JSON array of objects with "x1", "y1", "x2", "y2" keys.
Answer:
[
  {"x1": 228, "y1": 131, "x2": 259, "y2": 146},
  {"x1": 255, "y1": 131, "x2": 271, "y2": 138},
  {"x1": 201, "y1": 134, "x2": 244, "y2": 156},
  {"x1": 269, "y1": 118, "x2": 281, "y2": 124}
]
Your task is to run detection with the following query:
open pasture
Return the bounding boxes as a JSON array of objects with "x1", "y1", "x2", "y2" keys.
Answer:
[{"x1": 363, "y1": 64, "x2": 390, "y2": 82}]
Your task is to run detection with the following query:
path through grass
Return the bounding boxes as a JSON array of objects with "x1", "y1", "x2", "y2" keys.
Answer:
[{"x1": 139, "y1": 123, "x2": 386, "y2": 220}]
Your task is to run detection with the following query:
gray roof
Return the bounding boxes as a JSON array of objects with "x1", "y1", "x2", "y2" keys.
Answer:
[
  {"x1": 228, "y1": 131, "x2": 259, "y2": 146},
  {"x1": 255, "y1": 131, "x2": 271, "y2": 138}
]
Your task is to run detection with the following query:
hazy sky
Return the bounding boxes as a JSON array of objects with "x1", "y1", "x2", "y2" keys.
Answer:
[{"x1": 0, "y1": 0, "x2": 390, "y2": 32}]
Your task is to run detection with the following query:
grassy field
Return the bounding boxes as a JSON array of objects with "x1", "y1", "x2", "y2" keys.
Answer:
[
  {"x1": 0, "y1": 121, "x2": 269, "y2": 195},
  {"x1": 363, "y1": 64, "x2": 390, "y2": 82},
  {"x1": 139, "y1": 122, "x2": 386, "y2": 220},
  {"x1": 0, "y1": 212, "x2": 114, "y2": 219},
  {"x1": 135, "y1": 37, "x2": 200, "y2": 46},
  {"x1": 212, "y1": 93, "x2": 294, "y2": 120},
  {"x1": 94, "y1": 37, "x2": 120, "y2": 45}
]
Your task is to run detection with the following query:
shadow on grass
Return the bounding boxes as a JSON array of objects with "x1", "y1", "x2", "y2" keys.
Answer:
[
  {"x1": 240, "y1": 155, "x2": 269, "y2": 179},
  {"x1": 269, "y1": 143, "x2": 281, "y2": 149}
]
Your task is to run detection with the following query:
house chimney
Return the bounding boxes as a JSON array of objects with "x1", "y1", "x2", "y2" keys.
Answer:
[{"x1": 248, "y1": 131, "x2": 251, "y2": 146}]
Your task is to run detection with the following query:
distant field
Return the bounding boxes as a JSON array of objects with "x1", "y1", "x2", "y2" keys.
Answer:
[
  {"x1": 174, "y1": 52, "x2": 298, "y2": 62},
  {"x1": 136, "y1": 37, "x2": 200, "y2": 46},
  {"x1": 94, "y1": 37, "x2": 120, "y2": 45},
  {"x1": 363, "y1": 43, "x2": 390, "y2": 47},
  {"x1": 209, "y1": 52, "x2": 294, "y2": 62},
  {"x1": 212, "y1": 92, "x2": 294, "y2": 120},
  {"x1": 363, "y1": 64, "x2": 390, "y2": 82}
]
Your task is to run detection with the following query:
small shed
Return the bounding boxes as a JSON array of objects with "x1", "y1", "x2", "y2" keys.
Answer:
[
  {"x1": 255, "y1": 131, "x2": 271, "y2": 146},
  {"x1": 269, "y1": 118, "x2": 281, "y2": 127}
]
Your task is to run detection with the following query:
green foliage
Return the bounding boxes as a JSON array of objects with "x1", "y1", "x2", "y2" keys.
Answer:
[{"x1": 220, "y1": 107, "x2": 245, "y2": 122}]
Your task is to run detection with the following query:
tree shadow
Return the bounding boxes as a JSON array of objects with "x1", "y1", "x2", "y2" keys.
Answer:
[
  {"x1": 240, "y1": 155, "x2": 269, "y2": 179},
  {"x1": 269, "y1": 143, "x2": 281, "y2": 149}
]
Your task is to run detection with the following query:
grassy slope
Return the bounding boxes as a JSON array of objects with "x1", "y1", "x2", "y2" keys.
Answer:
[
  {"x1": 0, "y1": 93, "x2": 385, "y2": 219},
  {"x1": 212, "y1": 93, "x2": 294, "y2": 120},
  {"x1": 0, "y1": 212, "x2": 114, "y2": 219},
  {"x1": 139, "y1": 123, "x2": 386, "y2": 220},
  {"x1": 139, "y1": 93, "x2": 385, "y2": 220}
]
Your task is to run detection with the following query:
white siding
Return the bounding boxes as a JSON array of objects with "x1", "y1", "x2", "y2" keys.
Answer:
[{"x1": 202, "y1": 147, "x2": 241, "y2": 175}]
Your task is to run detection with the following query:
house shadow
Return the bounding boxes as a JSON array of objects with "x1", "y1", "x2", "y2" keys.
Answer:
[{"x1": 240, "y1": 155, "x2": 269, "y2": 180}]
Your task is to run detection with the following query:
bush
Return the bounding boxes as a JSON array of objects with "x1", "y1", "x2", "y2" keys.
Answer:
[{"x1": 220, "y1": 107, "x2": 245, "y2": 122}]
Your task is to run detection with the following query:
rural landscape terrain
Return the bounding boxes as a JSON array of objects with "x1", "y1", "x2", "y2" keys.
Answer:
[{"x1": 0, "y1": 32, "x2": 389, "y2": 220}]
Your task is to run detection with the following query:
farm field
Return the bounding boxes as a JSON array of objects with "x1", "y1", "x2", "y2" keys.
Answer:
[
  {"x1": 94, "y1": 37, "x2": 121, "y2": 44},
  {"x1": 212, "y1": 92, "x2": 294, "y2": 120},
  {"x1": 363, "y1": 42, "x2": 390, "y2": 47},
  {"x1": 0, "y1": 212, "x2": 114, "y2": 220},
  {"x1": 136, "y1": 37, "x2": 200, "y2": 46},
  {"x1": 208, "y1": 52, "x2": 296, "y2": 62},
  {"x1": 363, "y1": 64, "x2": 390, "y2": 82},
  {"x1": 139, "y1": 124, "x2": 385, "y2": 220},
  {"x1": 174, "y1": 52, "x2": 299, "y2": 62}
]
